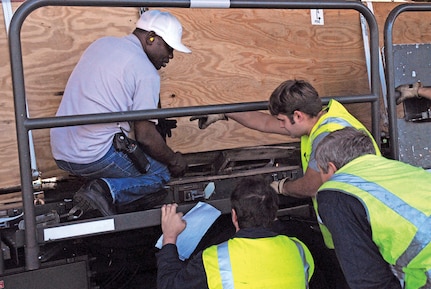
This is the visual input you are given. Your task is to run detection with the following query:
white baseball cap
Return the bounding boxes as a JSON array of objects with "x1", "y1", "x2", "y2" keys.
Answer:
[{"x1": 136, "y1": 10, "x2": 191, "y2": 53}]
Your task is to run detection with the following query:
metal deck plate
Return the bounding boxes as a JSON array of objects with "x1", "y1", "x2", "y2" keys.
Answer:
[
  {"x1": 393, "y1": 43, "x2": 431, "y2": 167},
  {"x1": 393, "y1": 43, "x2": 431, "y2": 88},
  {"x1": 397, "y1": 119, "x2": 431, "y2": 169}
]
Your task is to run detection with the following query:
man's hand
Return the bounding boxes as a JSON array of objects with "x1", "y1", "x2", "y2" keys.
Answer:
[
  {"x1": 168, "y1": 152, "x2": 187, "y2": 178},
  {"x1": 161, "y1": 203, "x2": 186, "y2": 246},
  {"x1": 190, "y1": 114, "x2": 228, "y2": 129},
  {"x1": 396, "y1": 82, "x2": 421, "y2": 105},
  {"x1": 270, "y1": 178, "x2": 288, "y2": 195}
]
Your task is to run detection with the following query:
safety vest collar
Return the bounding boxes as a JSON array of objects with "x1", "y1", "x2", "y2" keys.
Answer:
[{"x1": 214, "y1": 239, "x2": 312, "y2": 289}]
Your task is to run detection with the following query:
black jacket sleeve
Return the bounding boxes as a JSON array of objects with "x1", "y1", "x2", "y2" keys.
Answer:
[
  {"x1": 317, "y1": 190, "x2": 402, "y2": 289},
  {"x1": 156, "y1": 244, "x2": 209, "y2": 289}
]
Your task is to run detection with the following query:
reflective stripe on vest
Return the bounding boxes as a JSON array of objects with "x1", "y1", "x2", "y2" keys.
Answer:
[
  {"x1": 301, "y1": 99, "x2": 381, "y2": 171},
  {"x1": 292, "y1": 239, "x2": 311, "y2": 289},
  {"x1": 301, "y1": 99, "x2": 381, "y2": 249},
  {"x1": 217, "y1": 242, "x2": 233, "y2": 289},
  {"x1": 215, "y1": 239, "x2": 311, "y2": 289},
  {"x1": 330, "y1": 173, "x2": 431, "y2": 269},
  {"x1": 318, "y1": 155, "x2": 431, "y2": 288},
  {"x1": 303, "y1": 116, "x2": 352, "y2": 169},
  {"x1": 203, "y1": 236, "x2": 314, "y2": 289}
]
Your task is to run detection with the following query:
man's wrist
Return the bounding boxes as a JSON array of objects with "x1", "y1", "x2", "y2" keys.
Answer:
[
  {"x1": 162, "y1": 235, "x2": 178, "y2": 246},
  {"x1": 168, "y1": 152, "x2": 181, "y2": 167},
  {"x1": 417, "y1": 87, "x2": 423, "y2": 98}
]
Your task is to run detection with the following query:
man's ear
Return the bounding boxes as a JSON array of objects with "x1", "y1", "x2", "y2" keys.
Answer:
[
  {"x1": 327, "y1": 162, "x2": 338, "y2": 174},
  {"x1": 293, "y1": 110, "x2": 308, "y2": 123},
  {"x1": 292, "y1": 110, "x2": 302, "y2": 120},
  {"x1": 146, "y1": 31, "x2": 156, "y2": 45},
  {"x1": 319, "y1": 162, "x2": 338, "y2": 183},
  {"x1": 231, "y1": 209, "x2": 240, "y2": 232}
]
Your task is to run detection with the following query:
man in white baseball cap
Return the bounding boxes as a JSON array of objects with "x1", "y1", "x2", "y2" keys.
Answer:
[
  {"x1": 51, "y1": 9, "x2": 191, "y2": 217},
  {"x1": 136, "y1": 9, "x2": 191, "y2": 53}
]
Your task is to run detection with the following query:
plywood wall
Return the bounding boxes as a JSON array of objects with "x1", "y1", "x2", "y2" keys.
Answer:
[{"x1": 1, "y1": 2, "x2": 430, "y2": 189}]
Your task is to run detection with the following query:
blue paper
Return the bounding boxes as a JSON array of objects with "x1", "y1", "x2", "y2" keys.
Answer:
[{"x1": 156, "y1": 201, "x2": 221, "y2": 260}]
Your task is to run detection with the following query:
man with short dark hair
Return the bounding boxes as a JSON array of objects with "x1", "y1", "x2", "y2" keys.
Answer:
[
  {"x1": 315, "y1": 127, "x2": 431, "y2": 289},
  {"x1": 191, "y1": 80, "x2": 380, "y2": 248},
  {"x1": 156, "y1": 176, "x2": 315, "y2": 289}
]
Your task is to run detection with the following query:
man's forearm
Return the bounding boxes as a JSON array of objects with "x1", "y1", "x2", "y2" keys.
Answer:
[
  {"x1": 156, "y1": 244, "x2": 184, "y2": 289},
  {"x1": 135, "y1": 120, "x2": 177, "y2": 166},
  {"x1": 156, "y1": 245, "x2": 208, "y2": 289},
  {"x1": 141, "y1": 137, "x2": 176, "y2": 166},
  {"x1": 282, "y1": 177, "x2": 319, "y2": 198},
  {"x1": 227, "y1": 111, "x2": 286, "y2": 134},
  {"x1": 418, "y1": 87, "x2": 431, "y2": 100}
]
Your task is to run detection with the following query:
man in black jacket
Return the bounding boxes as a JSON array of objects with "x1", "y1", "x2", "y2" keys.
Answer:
[{"x1": 156, "y1": 176, "x2": 315, "y2": 289}]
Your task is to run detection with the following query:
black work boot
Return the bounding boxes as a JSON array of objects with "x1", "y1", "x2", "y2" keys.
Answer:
[
  {"x1": 73, "y1": 179, "x2": 116, "y2": 216},
  {"x1": 116, "y1": 188, "x2": 169, "y2": 214}
]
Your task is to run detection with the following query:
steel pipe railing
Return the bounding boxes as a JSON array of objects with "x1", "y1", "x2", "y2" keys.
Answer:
[{"x1": 9, "y1": 0, "x2": 380, "y2": 270}]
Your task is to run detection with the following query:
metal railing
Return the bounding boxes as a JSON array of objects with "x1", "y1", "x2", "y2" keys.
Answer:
[{"x1": 9, "y1": 0, "x2": 380, "y2": 270}]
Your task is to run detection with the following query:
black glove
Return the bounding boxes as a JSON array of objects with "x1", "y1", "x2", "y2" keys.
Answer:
[{"x1": 156, "y1": 118, "x2": 177, "y2": 141}]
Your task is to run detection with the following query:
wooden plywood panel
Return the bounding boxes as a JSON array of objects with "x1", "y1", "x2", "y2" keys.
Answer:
[
  {"x1": 1, "y1": 3, "x2": 430, "y2": 188},
  {"x1": 161, "y1": 8, "x2": 370, "y2": 155},
  {"x1": 2, "y1": 5, "x2": 138, "y2": 187}
]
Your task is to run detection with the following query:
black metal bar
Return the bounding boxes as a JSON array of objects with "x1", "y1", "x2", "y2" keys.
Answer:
[
  {"x1": 37, "y1": 201, "x2": 310, "y2": 243},
  {"x1": 25, "y1": 95, "x2": 375, "y2": 130},
  {"x1": 38, "y1": 199, "x2": 230, "y2": 243},
  {"x1": 384, "y1": 3, "x2": 431, "y2": 160},
  {"x1": 9, "y1": 0, "x2": 381, "y2": 270}
]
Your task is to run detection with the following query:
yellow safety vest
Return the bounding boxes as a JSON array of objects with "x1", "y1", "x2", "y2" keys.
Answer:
[
  {"x1": 301, "y1": 99, "x2": 381, "y2": 248},
  {"x1": 318, "y1": 154, "x2": 431, "y2": 289},
  {"x1": 202, "y1": 235, "x2": 314, "y2": 289}
]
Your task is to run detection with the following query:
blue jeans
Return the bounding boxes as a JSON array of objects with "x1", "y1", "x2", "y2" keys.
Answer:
[{"x1": 55, "y1": 145, "x2": 171, "y2": 204}]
